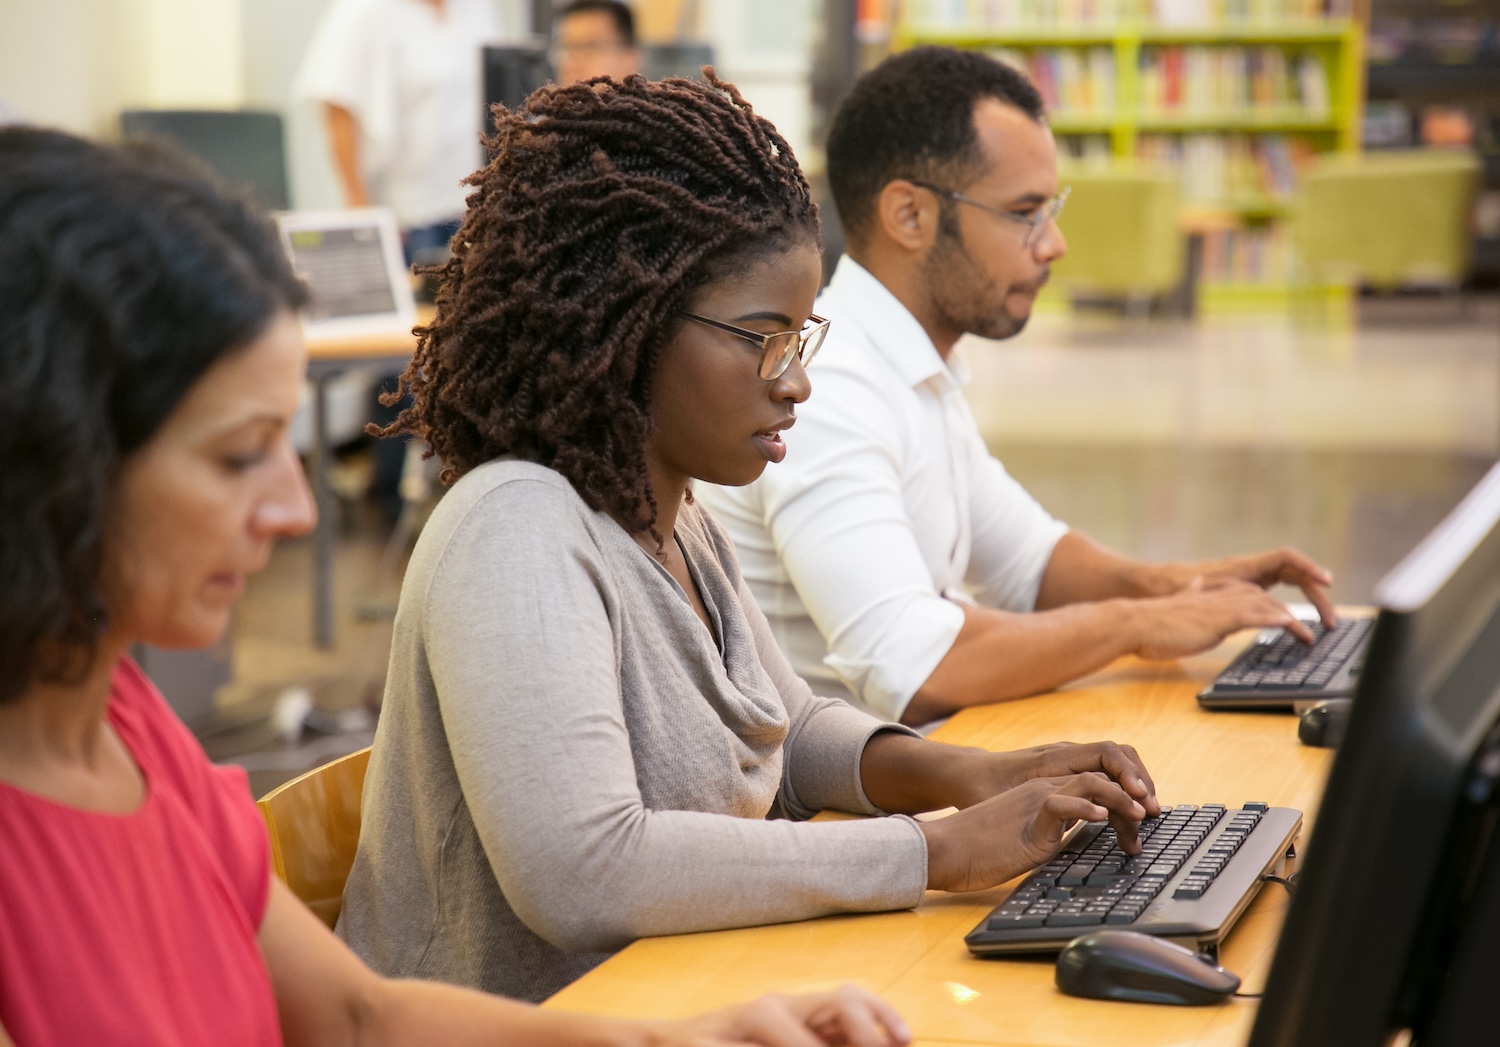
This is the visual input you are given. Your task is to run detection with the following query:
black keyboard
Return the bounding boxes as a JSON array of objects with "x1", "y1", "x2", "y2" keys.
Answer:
[
  {"x1": 965, "y1": 803, "x2": 1302, "y2": 959},
  {"x1": 1197, "y1": 616, "x2": 1374, "y2": 710}
]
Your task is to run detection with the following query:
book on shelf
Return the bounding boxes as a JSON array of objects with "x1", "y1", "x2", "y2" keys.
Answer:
[
  {"x1": 1199, "y1": 223, "x2": 1295, "y2": 284},
  {"x1": 988, "y1": 47, "x2": 1116, "y2": 113},
  {"x1": 1136, "y1": 132, "x2": 1315, "y2": 201},
  {"x1": 1138, "y1": 46, "x2": 1330, "y2": 117},
  {"x1": 1058, "y1": 134, "x2": 1115, "y2": 164},
  {"x1": 903, "y1": 0, "x2": 1347, "y2": 28}
]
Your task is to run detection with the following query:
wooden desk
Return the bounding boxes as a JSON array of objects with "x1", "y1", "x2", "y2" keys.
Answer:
[
  {"x1": 303, "y1": 320, "x2": 424, "y2": 647},
  {"x1": 543, "y1": 638, "x2": 1336, "y2": 1047}
]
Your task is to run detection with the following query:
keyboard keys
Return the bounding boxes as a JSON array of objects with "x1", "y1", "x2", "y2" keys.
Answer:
[
  {"x1": 1208, "y1": 618, "x2": 1373, "y2": 696},
  {"x1": 973, "y1": 802, "x2": 1287, "y2": 945}
]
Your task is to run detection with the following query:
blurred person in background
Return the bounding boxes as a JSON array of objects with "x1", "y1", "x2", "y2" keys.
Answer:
[
  {"x1": 552, "y1": 0, "x2": 641, "y2": 85},
  {"x1": 295, "y1": 0, "x2": 503, "y2": 525}
]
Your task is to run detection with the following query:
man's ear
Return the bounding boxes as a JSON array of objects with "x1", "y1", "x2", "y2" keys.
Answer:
[{"x1": 875, "y1": 179, "x2": 938, "y2": 255}]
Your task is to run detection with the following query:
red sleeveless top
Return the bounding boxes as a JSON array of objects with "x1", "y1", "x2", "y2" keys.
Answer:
[{"x1": 0, "y1": 658, "x2": 281, "y2": 1045}]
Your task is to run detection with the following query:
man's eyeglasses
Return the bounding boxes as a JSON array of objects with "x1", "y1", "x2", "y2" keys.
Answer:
[
  {"x1": 910, "y1": 181, "x2": 1070, "y2": 249},
  {"x1": 677, "y1": 311, "x2": 830, "y2": 381}
]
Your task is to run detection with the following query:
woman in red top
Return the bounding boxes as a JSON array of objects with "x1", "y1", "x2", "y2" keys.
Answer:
[{"x1": 0, "y1": 127, "x2": 909, "y2": 1047}]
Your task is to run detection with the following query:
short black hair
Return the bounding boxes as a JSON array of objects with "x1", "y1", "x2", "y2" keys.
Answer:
[
  {"x1": 0, "y1": 127, "x2": 306, "y2": 702},
  {"x1": 555, "y1": 0, "x2": 635, "y2": 47},
  {"x1": 826, "y1": 45, "x2": 1046, "y2": 247}
]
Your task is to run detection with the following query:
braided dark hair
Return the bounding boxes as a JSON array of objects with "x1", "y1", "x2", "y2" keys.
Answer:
[{"x1": 380, "y1": 71, "x2": 818, "y2": 534}]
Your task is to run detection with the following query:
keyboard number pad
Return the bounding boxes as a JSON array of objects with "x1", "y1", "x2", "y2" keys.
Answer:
[{"x1": 986, "y1": 804, "x2": 1264, "y2": 931}]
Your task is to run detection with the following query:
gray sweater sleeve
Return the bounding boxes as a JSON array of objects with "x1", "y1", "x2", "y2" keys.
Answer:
[
  {"x1": 692, "y1": 505, "x2": 924, "y2": 821},
  {"x1": 421, "y1": 479, "x2": 928, "y2": 954}
]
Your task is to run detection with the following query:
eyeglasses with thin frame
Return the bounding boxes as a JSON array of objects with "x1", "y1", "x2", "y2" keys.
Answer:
[
  {"x1": 910, "y1": 181, "x2": 1070, "y2": 248},
  {"x1": 677, "y1": 311, "x2": 830, "y2": 381}
]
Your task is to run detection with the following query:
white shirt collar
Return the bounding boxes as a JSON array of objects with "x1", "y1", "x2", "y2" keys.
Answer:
[{"x1": 820, "y1": 255, "x2": 970, "y2": 392}]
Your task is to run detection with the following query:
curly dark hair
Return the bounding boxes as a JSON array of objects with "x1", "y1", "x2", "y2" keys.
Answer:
[
  {"x1": 0, "y1": 127, "x2": 307, "y2": 703},
  {"x1": 827, "y1": 46, "x2": 1045, "y2": 248},
  {"x1": 381, "y1": 71, "x2": 818, "y2": 535}
]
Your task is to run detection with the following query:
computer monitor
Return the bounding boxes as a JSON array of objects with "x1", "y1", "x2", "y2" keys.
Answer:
[
  {"x1": 1250, "y1": 460, "x2": 1500, "y2": 1046},
  {"x1": 482, "y1": 43, "x2": 552, "y2": 132},
  {"x1": 119, "y1": 109, "x2": 290, "y2": 212}
]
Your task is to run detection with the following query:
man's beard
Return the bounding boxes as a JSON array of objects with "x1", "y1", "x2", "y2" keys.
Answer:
[{"x1": 921, "y1": 227, "x2": 1039, "y2": 342}]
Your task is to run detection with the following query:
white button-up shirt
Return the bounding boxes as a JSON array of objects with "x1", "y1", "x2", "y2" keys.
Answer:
[
  {"x1": 296, "y1": 0, "x2": 501, "y2": 229},
  {"x1": 696, "y1": 256, "x2": 1067, "y2": 721}
]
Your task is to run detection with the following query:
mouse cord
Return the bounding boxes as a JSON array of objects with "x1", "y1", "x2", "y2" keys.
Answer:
[{"x1": 1230, "y1": 873, "x2": 1299, "y2": 999}]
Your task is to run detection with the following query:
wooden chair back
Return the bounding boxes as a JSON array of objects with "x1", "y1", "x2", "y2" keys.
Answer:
[{"x1": 256, "y1": 746, "x2": 371, "y2": 929}]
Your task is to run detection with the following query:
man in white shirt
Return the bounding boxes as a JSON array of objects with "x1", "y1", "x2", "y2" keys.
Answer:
[
  {"x1": 696, "y1": 47, "x2": 1336, "y2": 727},
  {"x1": 296, "y1": 0, "x2": 500, "y2": 260},
  {"x1": 296, "y1": 0, "x2": 501, "y2": 521}
]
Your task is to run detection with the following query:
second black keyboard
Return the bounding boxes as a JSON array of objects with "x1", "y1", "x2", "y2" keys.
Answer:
[
  {"x1": 965, "y1": 803, "x2": 1302, "y2": 959},
  {"x1": 1197, "y1": 616, "x2": 1374, "y2": 710}
]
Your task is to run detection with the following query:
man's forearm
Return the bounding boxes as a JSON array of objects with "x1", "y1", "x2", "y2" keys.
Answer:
[
  {"x1": 902, "y1": 598, "x2": 1143, "y2": 726},
  {"x1": 1033, "y1": 531, "x2": 1180, "y2": 609}
]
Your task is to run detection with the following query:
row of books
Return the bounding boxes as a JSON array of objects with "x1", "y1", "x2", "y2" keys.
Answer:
[
  {"x1": 904, "y1": 0, "x2": 1348, "y2": 27},
  {"x1": 984, "y1": 45, "x2": 1331, "y2": 117},
  {"x1": 1199, "y1": 223, "x2": 1295, "y2": 284},
  {"x1": 989, "y1": 48, "x2": 1118, "y2": 113},
  {"x1": 1138, "y1": 46, "x2": 1329, "y2": 115},
  {"x1": 1367, "y1": 17, "x2": 1500, "y2": 64},
  {"x1": 1056, "y1": 134, "x2": 1116, "y2": 164},
  {"x1": 1135, "y1": 132, "x2": 1317, "y2": 200}
]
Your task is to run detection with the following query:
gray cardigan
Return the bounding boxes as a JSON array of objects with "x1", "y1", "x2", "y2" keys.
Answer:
[{"x1": 338, "y1": 460, "x2": 929, "y2": 1002}]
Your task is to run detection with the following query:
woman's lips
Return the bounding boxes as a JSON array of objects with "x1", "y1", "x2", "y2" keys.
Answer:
[{"x1": 753, "y1": 430, "x2": 787, "y2": 464}]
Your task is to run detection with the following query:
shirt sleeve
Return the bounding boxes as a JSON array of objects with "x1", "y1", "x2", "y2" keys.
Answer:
[
  {"x1": 751, "y1": 365, "x2": 966, "y2": 722},
  {"x1": 955, "y1": 399, "x2": 1069, "y2": 612},
  {"x1": 293, "y1": 0, "x2": 382, "y2": 115},
  {"x1": 420, "y1": 482, "x2": 928, "y2": 954},
  {"x1": 109, "y1": 658, "x2": 273, "y2": 929}
]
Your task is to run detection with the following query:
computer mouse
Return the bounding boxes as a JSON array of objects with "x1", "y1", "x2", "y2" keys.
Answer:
[
  {"x1": 1055, "y1": 930, "x2": 1240, "y2": 1006},
  {"x1": 1298, "y1": 697, "x2": 1353, "y2": 748}
]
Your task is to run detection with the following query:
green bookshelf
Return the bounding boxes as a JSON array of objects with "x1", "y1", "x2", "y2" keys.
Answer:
[{"x1": 894, "y1": 5, "x2": 1365, "y2": 310}]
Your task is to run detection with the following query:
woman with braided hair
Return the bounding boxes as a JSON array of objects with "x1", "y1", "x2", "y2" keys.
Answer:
[{"x1": 338, "y1": 72, "x2": 1159, "y2": 1002}]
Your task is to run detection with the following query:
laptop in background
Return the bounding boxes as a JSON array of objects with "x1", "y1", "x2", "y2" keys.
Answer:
[{"x1": 273, "y1": 207, "x2": 417, "y2": 341}]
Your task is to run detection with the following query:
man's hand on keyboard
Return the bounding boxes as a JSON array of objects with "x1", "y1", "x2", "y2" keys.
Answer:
[
  {"x1": 1132, "y1": 575, "x2": 1317, "y2": 658},
  {"x1": 917, "y1": 771, "x2": 1150, "y2": 893},
  {"x1": 1170, "y1": 546, "x2": 1337, "y2": 629}
]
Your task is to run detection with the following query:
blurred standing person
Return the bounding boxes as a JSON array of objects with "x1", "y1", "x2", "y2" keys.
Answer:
[
  {"x1": 296, "y1": 0, "x2": 500, "y2": 261},
  {"x1": 552, "y1": 0, "x2": 641, "y2": 84},
  {"x1": 295, "y1": 0, "x2": 502, "y2": 524}
]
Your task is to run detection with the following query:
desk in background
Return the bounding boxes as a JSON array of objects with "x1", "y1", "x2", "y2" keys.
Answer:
[
  {"x1": 543, "y1": 638, "x2": 1335, "y2": 1047},
  {"x1": 304, "y1": 319, "x2": 425, "y2": 647}
]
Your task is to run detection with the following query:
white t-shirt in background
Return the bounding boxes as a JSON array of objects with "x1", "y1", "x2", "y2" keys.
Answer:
[
  {"x1": 295, "y1": 0, "x2": 499, "y2": 228},
  {"x1": 696, "y1": 256, "x2": 1068, "y2": 722}
]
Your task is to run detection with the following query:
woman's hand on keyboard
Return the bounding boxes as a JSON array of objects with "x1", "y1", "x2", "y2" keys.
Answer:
[
  {"x1": 650, "y1": 985, "x2": 912, "y2": 1047},
  {"x1": 950, "y1": 740, "x2": 1160, "y2": 815},
  {"x1": 918, "y1": 772, "x2": 1148, "y2": 893}
]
